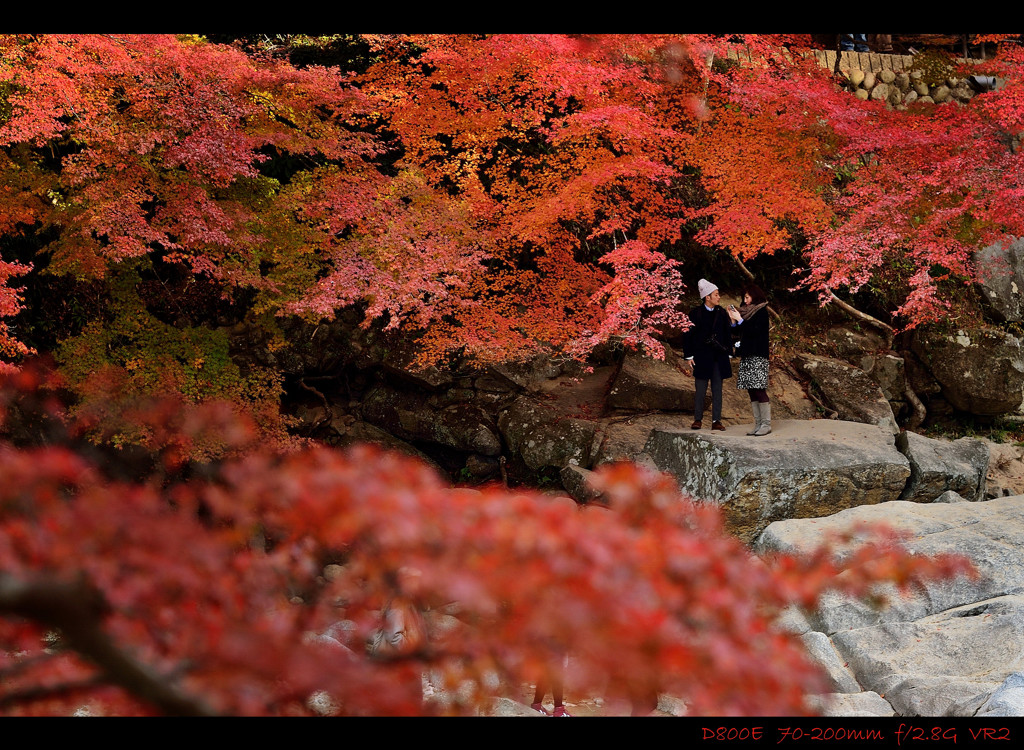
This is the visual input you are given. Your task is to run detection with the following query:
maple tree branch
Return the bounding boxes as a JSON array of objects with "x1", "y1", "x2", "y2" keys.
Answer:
[
  {"x1": 297, "y1": 377, "x2": 333, "y2": 432},
  {"x1": 805, "y1": 384, "x2": 839, "y2": 420},
  {"x1": 730, "y1": 253, "x2": 781, "y2": 323},
  {"x1": 903, "y1": 382, "x2": 927, "y2": 431},
  {"x1": 784, "y1": 360, "x2": 839, "y2": 420},
  {"x1": 897, "y1": 349, "x2": 928, "y2": 430},
  {"x1": 0, "y1": 573, "x2": 216, "y2": 716},
  {"x1": 824, "y1": 292, "x2": 894, "y2": 345}
]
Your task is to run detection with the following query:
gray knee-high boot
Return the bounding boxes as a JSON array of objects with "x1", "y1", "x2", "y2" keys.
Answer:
[
  {"x1": 746, "y1": 402, "x2": 761, "y2": 435},
  {"x1": 753, "y1": 402, "x2": 772, "y2": 436}
]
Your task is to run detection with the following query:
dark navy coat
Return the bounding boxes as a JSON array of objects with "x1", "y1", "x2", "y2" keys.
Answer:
[
  {"x1": 682, "y1": 304, "x2": 733, "y2": 380},
  {"x1": 734, "y1": 304, "x2": 770, "y2": 359}
]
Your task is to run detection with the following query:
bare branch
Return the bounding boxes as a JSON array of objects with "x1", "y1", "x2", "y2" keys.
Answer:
[
  {"x1": 825, "y1": 292, "x2": 894, "y2": 345},
  {"x1": 730, "y1": 253, "x2": 782, "y2": 323},
  {"x1": 297, "y1": 377, "x2": 333, "y2": 432},
  {"x1": 0, "y1": 573, "x2": 216, "y2": 716},
  {"x1": 898, "y1": 351, "x2": 927, "y2": 430},
  {"x1": 806, "y1": 388, "x2": 839, "y2": 419},
  {"x1": 903, "y1": 382, "x2": 927, "y2": 431}
]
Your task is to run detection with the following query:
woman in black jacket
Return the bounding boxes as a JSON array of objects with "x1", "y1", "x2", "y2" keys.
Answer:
[{"x1": 727, "y1": 284, "x2": 772, "y2": 435}]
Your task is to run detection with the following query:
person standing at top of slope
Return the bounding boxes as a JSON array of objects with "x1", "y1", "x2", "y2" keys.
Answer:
[
  {"x1": 682, "y1": 278, "x2": 732, "y2": 431},
  {"x1": 728, "y1": 283, "x2": 772, "y2": 436}
]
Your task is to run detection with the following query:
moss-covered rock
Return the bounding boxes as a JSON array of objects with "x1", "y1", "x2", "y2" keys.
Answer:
[{"x1": 644, "y1": 419, "x2": 911, "y2": 543}]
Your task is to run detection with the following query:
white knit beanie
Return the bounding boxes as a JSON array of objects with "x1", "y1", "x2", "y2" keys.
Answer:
[{"x1": 697, "y1": 278, "x2": 718, "y2": 300}]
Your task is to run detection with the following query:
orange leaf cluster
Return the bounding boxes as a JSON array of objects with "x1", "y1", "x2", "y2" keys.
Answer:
[{"x1": 5, "y1": 33, "x2": 1024, "y2": 401}]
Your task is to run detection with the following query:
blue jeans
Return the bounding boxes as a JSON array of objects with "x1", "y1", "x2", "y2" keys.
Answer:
[{"x1": 840, "y1": 34, "x2": 869, "y2": 52}]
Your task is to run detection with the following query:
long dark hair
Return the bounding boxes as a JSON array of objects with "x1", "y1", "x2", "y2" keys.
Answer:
[{"x1": 741, "y1": 283, "x2": 767, "y2": 305}]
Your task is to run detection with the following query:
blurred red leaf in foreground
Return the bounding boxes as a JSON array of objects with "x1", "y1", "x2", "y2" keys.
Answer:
[{"x1": 0, "y1": 360, "x2": 973, "y2": 715}]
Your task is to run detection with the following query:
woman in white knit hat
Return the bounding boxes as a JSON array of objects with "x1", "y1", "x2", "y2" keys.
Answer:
[{"x1": 681, "y1": 278, "x2": 732, "y2": 431}]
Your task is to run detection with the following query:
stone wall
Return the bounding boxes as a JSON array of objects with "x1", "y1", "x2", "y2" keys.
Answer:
[
  {"x1": 838, "y1": 67, "x2": 978, "y2": 108},
  {"x1": 722, "y1": 48, "x2": 989, "y2": 109},
  {"x1": 810, "y1": 50, "x2": 984, "y2": 76},
  {"x1": 723, "y1": 48, "x2": 983, "y2": 76}
]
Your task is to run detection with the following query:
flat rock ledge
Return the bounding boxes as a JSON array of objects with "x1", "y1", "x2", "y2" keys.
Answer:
[
  {"x1": 643, "y1": 419, "x2": 990, "y2": 544},
  {"x1": 644, "y1": 420, "x2": 912, "y2": 544}
]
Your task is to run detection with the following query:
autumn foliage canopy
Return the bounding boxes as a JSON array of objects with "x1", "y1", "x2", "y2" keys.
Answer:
[{"x1": 2, "y1": 35, "x2": 1024, "y2": 393}]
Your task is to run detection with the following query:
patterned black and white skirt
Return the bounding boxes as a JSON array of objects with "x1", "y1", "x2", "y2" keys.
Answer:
[{"x1": 736, "y1": 356, "x2": 769, "y2": 390}]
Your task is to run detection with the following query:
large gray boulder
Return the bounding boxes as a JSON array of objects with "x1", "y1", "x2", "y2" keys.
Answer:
[
  {"x1": 229, "y1": 314, "x2": 362, "y2": 377},
  {"x1": 911, "y1": 327, "x2": 1024, "y2": 416},
  {"x1": 902, "y1": 348, "x2": 943, "y2": 400},
  {"x1": 644, "y1": 419, "x2": 911, "y2": 543},
  {"x1": 559, "y1": 464, "x2": 602, "y2": 504},
  {"x1": 353, "y1": 326, "x2": 455, "y2": 390},
  {"x1": 336, "y1": 421, "x2": 446, "y2": 475},
  {"x1": 831, "y1": 596, "x2": 1024, "y2": 716},
  {"x1": 859, "y1": 352, "x2": 906, "y2": 404},
  {"x1": 977, "y1": 672, "x2": 1024, "y2": 716},
  {"x1": 361, "y1": 383, "x2": 502, "y2": 456},
  {"x1": 896, "y1": 431, "x2": 990, "y2": 503},
  {"x1": 756, "y1": 495, "x2": 1024, "y2": 716},
  {"x1": 823, "y1": 325, "x2": 888, "y2": 360},
  {"x1": 485, "y1": 354, "x2": 563, "y2": 394},
  {"x1": 974, "y1": 236, "x2": 1024, "y2": 323},
  {"x1": 758, "y1": 496, "x2": 1024, "y2": 632},
  {"x1": 794, "y1": 354, "x2": 898, "y2": 434},
  {"x1": 821, "y1": 326, "x2": 905, "y2": 414},
  {"x1": 498, "y1": 395, "x2": 600, "y2": 470},
  {"x1": 607, "y1": 349, "x2": 692, "y2": 412},
  {"x1": 807, "y1": 691, "x2": 895, "y2": 717}
]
